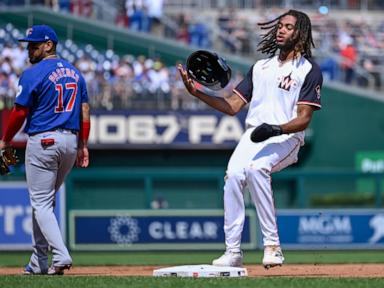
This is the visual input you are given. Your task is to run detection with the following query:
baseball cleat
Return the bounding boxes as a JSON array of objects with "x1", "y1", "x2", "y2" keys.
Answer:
[
  {"x1": 263, "y1": 263, "x2": 283, "y2": 270},
  {"x1": 47, "y1": 264, "x2": 72, "y2": 275},
  {"x1": 262, "y1": 245, "x2": 284, "y2": 269},
  {"x1": 22, "y1": 264, "x2": 45, "y2": 275},
  {"x1": 23, "y1": 264, "x2": 38, "y2": 275},
  {"x1": 212, "y1": 250, "x2": 243, "y2": 267}
]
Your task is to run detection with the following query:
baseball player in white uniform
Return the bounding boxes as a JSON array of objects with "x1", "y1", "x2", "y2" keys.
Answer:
[{"x1": 178, "y1": 10, "x2": 322, "y2": 268}]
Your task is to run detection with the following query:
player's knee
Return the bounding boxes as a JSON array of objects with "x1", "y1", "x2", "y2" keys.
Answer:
[
  {"x1": 245, "y1": 161, "x2": 271, "y2": 177},
  {"x1": 225, "y1": 171, "x2": 245, "y2": 184},
  {"x1": 33, "y1": 206, "x2": 52, "y2": 222}
]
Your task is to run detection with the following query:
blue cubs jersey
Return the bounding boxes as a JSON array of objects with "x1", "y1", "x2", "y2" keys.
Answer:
[{"x1": 15, "y1": 58, "x2": 88, "y2": 135}]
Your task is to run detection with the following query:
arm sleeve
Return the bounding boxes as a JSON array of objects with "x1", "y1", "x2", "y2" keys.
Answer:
[
  {"x1": 297, "y1": 62, "x2": 323, "y2": 110},
  {"x1": 79, "y1": 77, "x2": 90, "y2": 143},
  {"x1": 233, "y1": 65, "x2": 254, "y2": 103},
  {"x1": 79, "y1": 119, "x2": 90, "y2": 143},
  {"x1": 2, "y1": 105, "x2": 29, "y2": 142}
]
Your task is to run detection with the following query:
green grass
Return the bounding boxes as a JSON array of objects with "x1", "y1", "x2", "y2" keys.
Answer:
[
  {"x1": 1, "y1": 250, "x2": 384, "y2": 267},
  {"x1": 1, "y1": 276, "x2": 383, "y2": 288},
  {"x1": 1, "y1": 251, "x2": 383, "y2": 288}
]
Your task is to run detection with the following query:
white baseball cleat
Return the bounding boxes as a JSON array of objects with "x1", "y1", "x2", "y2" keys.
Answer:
[
  {"x1": 262, "y1": 246, "x2": 284, "y2": 269},
  {"x1": 212, "y1": 250, "x2": 243, "y2": 267}
]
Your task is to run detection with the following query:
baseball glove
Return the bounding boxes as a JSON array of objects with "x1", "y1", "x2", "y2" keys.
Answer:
[
  {"x1": 0, "y1": 147, "x2": 19, "y2": 175},
  {"x1": 186, "y1": 50, "x2": 232, "y2": 91}
]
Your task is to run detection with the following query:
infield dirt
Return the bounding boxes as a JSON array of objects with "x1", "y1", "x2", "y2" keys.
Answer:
[{"x1": 1, "y1": 264, "x2": 383, "y2": 277}]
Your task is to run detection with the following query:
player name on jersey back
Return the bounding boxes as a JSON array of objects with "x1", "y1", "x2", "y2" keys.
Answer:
[{"x1": 48, "y1": 64, "x2": 80, "y2": 84}]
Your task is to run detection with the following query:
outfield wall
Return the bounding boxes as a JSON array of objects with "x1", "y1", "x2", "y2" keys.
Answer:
[{"x1": 1, "y1": 181, "x2": 383, "y2": 251}]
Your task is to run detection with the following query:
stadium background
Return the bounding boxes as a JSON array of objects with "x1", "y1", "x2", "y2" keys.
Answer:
[{"x1": 0, "y1": 0, "x2": 384, "y2": 283}]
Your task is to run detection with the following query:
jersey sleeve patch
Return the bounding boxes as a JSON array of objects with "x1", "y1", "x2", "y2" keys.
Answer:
[
  {"x1": 233, "y1": 65, "x2": 253, "y2": 103},
  {"x1": 298, "y1": 61, "x2": 323, "y2": 110}
]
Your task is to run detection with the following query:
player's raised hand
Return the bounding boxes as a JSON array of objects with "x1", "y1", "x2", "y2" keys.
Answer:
[{"x1": 177, "y1": 64, "x2": 197, "y2": 95}]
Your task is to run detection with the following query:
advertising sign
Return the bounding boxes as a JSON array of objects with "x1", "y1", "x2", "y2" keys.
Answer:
[
  {"x1": 69, "y1": 210, "x2": 257, "y2": 250},
  {"x1": 277, "y1": 209, "x2": 384, "y2": 249},
  {"x1": 0, "y1": 182, "x2": 65, "y2": 250},
  {"x1": 355, "y1": 151, "x2": 384, "y2": 196},
  {"x1": 88, "y1": 110, "x2": 246, "y2": 149},
  {"x1": 1, "y1": 110, "x2": 247, "y2": 149}
]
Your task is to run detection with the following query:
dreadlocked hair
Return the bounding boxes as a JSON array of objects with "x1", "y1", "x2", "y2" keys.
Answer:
[{"x1": 257, "y1": 10, "x2": 315, "y2": 58}]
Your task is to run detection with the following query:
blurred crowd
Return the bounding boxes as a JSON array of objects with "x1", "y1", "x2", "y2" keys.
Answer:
[
  {"x1": 0, "y1": 42, "x2": 27, "y2": 110},
  {"x1": 313, "y1": 15, "x2": 384, "y2": 90},
  {"x1": 0, "y1": 23, "x2": 241, "y2": 111},
  {"x1": 163, "y1": 8, "x2": 384, "y2": 90},
  {"x1": 115, "y1": 0, "x2": 164, "y2": 34},
  {"x1": 114, "y1": 3, "x2": 384, "y2": 90},
  {"x1": 1, "y1": 2, "x2": 384, "y2": 113}
]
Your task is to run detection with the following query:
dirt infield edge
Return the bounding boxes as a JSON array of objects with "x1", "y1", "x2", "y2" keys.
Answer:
[{"x1": 1, "y1": 264, "x2": 384, "y2": 277}]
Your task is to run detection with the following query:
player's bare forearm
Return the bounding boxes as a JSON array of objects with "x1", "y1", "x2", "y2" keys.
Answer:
[
  {"x1": 280, "y1": 104, "x2": 314, "y2": 133},
  {"x1": 280, "y1": 117, "x2": 310, "y2": 133},
  {"x1": 177, "y1": 64, "x2": 243, "y2": 115},
  {"x1": 81, "y1": 103, "x2": 90, "y2": 122},
  {"x1": 192, "y1": 90, "x2": 242, "y2": 116}
]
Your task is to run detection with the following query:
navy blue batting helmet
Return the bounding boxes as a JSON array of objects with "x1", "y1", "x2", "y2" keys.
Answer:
[{"x1": 186, "y1": 50, "x2": 232, "y2": 91}]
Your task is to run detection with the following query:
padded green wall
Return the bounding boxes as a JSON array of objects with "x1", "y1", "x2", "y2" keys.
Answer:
[{"x1": 305, "y1": 85, "x2": 384, "y2": 168}]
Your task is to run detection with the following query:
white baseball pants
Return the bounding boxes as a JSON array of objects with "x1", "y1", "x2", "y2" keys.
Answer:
[{"x1": 223, "y1": 127, "x2": 301, "y2": 251}]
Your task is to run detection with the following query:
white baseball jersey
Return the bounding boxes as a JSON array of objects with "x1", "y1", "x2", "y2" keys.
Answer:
[{"x1": 233, "y1": 55, "x2": 322, "y2": 143}]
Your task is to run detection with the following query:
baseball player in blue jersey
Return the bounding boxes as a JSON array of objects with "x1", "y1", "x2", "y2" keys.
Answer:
[
  {"x1": 178, "y1": 10, "x2": 322, "y2": 268},
  {"x1": 0, "y1": 25, "x2": 90, "y2": 275}
]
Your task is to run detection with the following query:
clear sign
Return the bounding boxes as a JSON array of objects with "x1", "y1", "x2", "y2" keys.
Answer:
[{"x1": 69, "y1": 210, "x2": 257, "y2": 250}]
